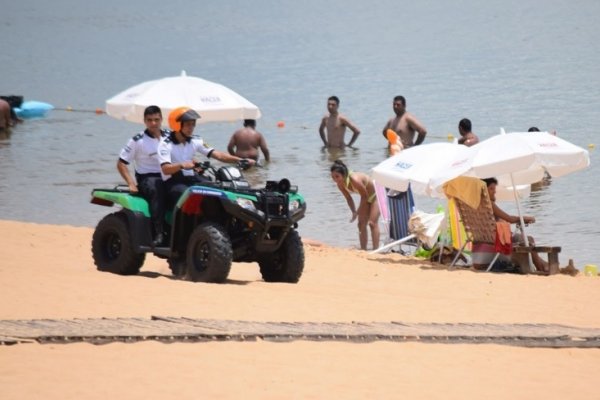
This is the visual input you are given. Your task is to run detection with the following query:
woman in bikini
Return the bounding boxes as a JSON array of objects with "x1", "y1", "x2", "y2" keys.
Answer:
[{"x1": 330, "y1": 160, "x2": 380, "y2": 250}]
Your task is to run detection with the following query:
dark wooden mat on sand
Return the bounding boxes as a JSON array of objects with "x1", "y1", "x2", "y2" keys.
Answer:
[{"x1": 1, "y1": 317, "x2": 599, "y2": 348}]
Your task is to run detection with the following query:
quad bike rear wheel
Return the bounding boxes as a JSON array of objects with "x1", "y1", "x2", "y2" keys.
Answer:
[{"x1": 92, "y1": 212, "x2": 145, "y2": 275}]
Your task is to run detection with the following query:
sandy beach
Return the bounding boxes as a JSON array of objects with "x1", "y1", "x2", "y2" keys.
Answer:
[{"x1": 1, "y1": 219, "x2": 599, "y2": 399}]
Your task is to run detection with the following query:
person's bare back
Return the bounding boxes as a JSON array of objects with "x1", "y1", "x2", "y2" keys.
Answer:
[
  {"x1": 457, "y1": 118, "x2": 479, "y2": 146},
  {"x1": 0, "y1": 99, "x2": 11, "y2": 131},
  {"x1": 227, "y1": 120, "x2": 270, "y2": 162}
]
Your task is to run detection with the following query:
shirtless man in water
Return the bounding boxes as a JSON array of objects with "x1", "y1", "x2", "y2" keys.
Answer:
[
  {"x1": 319, "y1": 96, "x2": 361, "y2": 148},
  {"x1": 382, "y1": 95, "x2": 427, "y2": 149},
  {"x1": 457, "y1": 118, "x2": 479, "y2": 146},
  {"x1": 227, "y1": 119, "x2": 270, "y2": 163},
  {"x1": 0, "y1": 99, "x2": 12, "y2": 134}
]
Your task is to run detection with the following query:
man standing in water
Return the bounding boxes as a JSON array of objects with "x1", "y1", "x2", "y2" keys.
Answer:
[
  {"x1": 319, "y1": 96, "x2": 361, "y2": 148},
  {"x1": 0, "y1": 98, "x2": 12, "y2": 134},
  {"x1": 227, "y1": 119, "x2": 270, "y2": 163},
  {"x1": 382, "y1": 95, "x2": 427, "y2": 148},
  {"x1": 457, "y1": 118, "x2": 479, "y2": 146}
]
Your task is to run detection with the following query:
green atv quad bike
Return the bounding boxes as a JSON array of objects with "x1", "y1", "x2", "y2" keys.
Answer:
[{"x1": 90, "y1": 161, "x2": 306, "y2": 283}]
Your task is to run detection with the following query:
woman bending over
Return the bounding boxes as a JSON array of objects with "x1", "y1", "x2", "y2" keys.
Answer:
[{"x1": 330, "y1": 160, "x2": 380, "y2": 250}]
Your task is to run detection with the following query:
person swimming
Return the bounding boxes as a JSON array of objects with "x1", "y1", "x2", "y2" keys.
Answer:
[{"x1": 330, "y1": 159, "x2": 380, "y2": 250}]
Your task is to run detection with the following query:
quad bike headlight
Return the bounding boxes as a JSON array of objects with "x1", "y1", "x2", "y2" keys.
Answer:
[
  {"x1": 288, "y1": 200, "x2": 300, "y2": 212},
  {"x1": 236, "y1": 198, "x2": 257, "y2": 212}
]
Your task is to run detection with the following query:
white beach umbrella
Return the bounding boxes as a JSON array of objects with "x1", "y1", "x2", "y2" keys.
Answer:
[
  {"x1": 430, "y1": 129, "x2": 590, "y2": 189},
  {"x1": 438, "y1": 129, "x2": 590, "y2": 249},
  {"x1": 371, "y1": 142, "x2": 473, "y2": 198},
  {"x1": 371, "y1": 141, "x2": 529, "y2": 200},
  {"x1": 105, "y1": 70, "x2": 261, "y2": 124},
  {"x1": 428, "y1": 129, "x2": 589, "y2": 206}
]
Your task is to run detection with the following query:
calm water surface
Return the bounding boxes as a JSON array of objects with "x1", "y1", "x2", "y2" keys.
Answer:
[{"x1": 1, "y1": 0, "x2": 599, "y2": 266}]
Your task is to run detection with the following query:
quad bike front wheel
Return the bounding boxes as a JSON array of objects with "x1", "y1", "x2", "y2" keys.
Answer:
[
  {"x1": 185, "y1": 222, "x2": 232, "y2": 283},
  {"x1": 258, "y1": 230, "x2": 304, "y2": 283},
  {"x1": 91, "y1": 212, "x2": 145, "y2": 275}
]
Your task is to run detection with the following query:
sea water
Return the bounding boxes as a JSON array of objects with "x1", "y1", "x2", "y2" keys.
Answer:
[{"x1": 1, "y1": 0, "x2": 599, "y2": 265}]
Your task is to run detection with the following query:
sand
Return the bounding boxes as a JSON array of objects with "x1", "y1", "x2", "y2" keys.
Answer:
[{"x1": 1, "y1": 219, "x2": 599, "y2": 399}]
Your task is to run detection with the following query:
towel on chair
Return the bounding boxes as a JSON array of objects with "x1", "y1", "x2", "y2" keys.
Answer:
[
  {"x1": 495, "y1": 221, "x2": 512, "y2": 255},
  {"x1": 447, "y1": 198, "x2": 471, "y2": 252},
  {"x1": 443, "y1": 177, "x2": 484, "y2": 210}
]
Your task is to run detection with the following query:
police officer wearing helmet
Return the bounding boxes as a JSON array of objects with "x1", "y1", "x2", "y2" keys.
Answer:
[
  {"x1": 158, "y1": 107, "x2": 255, "y2": 209},
  {"x1": 117, "y1": 105, "x2": 168, "y2": 247}
]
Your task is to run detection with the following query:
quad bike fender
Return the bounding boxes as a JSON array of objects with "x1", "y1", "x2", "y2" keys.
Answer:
[
  {"x1": 90, "y1": 189, "x2": 150, "y2": 217},
  {"x1": 119, "y1": 209, "x2": 153, "y2": 251}
]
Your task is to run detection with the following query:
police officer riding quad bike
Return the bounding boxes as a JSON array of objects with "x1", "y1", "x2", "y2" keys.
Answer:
[{"x1": 90, "y1": 159, "x2": 307, "y2": 284}]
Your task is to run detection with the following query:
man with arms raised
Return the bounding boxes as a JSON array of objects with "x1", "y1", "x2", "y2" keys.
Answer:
[
  {"x1": 319, "y1": 96, "x2": 361, "y2": 148},
  {"x1": 382, "y1": 95, "x2": 427, "y2": 148}
]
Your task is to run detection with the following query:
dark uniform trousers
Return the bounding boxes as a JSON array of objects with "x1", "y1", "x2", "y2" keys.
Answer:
[
  {"x1": 164, "y1": 172, "x2": 210, "y2": 211},
  {"x1": 136, "y1": 172, "x2": 166, "y2": 235}
]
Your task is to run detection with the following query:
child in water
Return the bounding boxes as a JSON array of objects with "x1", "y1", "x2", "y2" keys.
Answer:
[{"x1": 330, "y1": 160, "x2": 380, "y2": 250}]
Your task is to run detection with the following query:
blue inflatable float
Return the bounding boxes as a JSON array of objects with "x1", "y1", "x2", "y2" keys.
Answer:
[{"x1": 14, "y1": 101, "x2": 54, "y2": 119}]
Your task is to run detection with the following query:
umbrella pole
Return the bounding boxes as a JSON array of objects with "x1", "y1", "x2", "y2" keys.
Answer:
[
  {"x1": 500, "y1": 129, "x2": 530, "y2": 243},
  {"x1": 509, "y1": 173, "x2": 535, "y2": 270}
]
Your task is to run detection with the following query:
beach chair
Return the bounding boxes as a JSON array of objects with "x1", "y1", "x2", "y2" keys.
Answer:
[
  {"x1": 447, "y1": 197, "x2": 471, "y2": 254},
  {"x1": 446, "y1": 177, "x2": 561, "y2": 274},
  {"x1": 431, "y1": 198, "x2": 472, "y2": 266},
  {"x1": 448, "y1": 180, "x2": 502, "y2": 271},
  {"x1": 373, "y1": 183, "x2": 418, "y2": 254},
  {"x1": 388, "y1": 186, "x2": 417, "y2": 250}
]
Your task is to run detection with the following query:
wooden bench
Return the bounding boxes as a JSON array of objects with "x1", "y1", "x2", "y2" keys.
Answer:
[{"x1": 512, "y1": 246, "x2": 562, "y2": 275}]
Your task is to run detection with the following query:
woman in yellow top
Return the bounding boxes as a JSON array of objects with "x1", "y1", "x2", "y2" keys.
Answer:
[{"x1": 330, "y1": 160, "x2": 380, "y2": 250}]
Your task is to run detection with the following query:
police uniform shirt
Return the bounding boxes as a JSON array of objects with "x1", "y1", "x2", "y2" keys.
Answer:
[
  {"x1": 158, "y1": 133, "x2": 215, "y2": 180},
  {"x1": 119, "y1": 130, "x2": 167, "y2": 174}
]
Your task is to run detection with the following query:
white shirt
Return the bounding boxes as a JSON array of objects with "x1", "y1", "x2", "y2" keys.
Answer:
[
  {"x1": 158, "y1": 133, "x2": 215, "y2": 181},
  {"x1": 119, "y1": 130, "x2": 167, "y2": 174}
]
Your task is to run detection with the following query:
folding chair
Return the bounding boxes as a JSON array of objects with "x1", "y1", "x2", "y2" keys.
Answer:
[
  {"x1": 447, "y1": 197, "x2": 471, "y2": 254},
  {"x1": 427, "y1": 199, "x2": 471, "y2": 266},
  {"x1": 388, "y1": 187, "x2": 416, "y2": 241},
  {"x1": 449, "y1": 182, "x2": 502, "y2": 271},
  {"x1": 373, "y1": 183, "x2": 418, "y2": 255}
]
